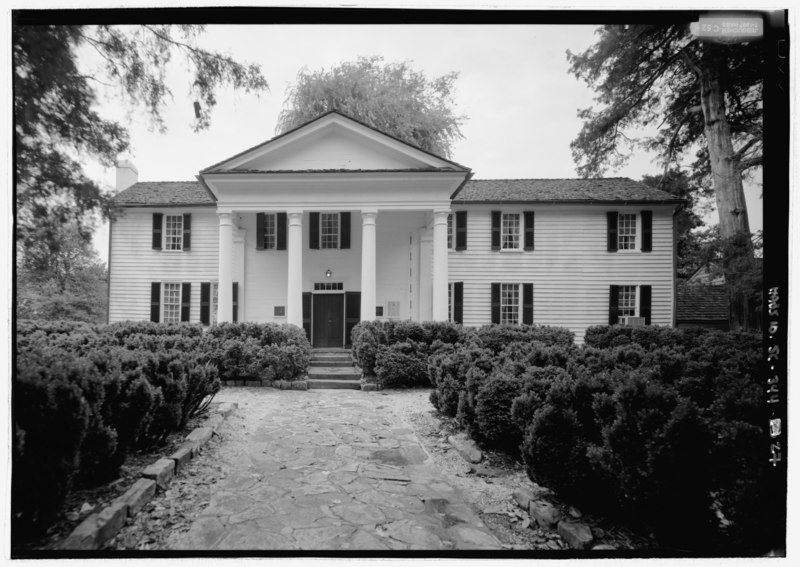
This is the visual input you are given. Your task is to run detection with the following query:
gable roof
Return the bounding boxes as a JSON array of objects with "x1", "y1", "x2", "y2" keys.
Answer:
[
  {"x1": 676, "y1": 284, "x2": 729, "y2": 321},
  {"x1": 201, "y1": 110, "x2": 470, "y2": 174},
  {"x1": 452, "y1": 178, "x2": 684, "y2": 203},
  {"x1": 112, "y1": 181, "x2": 215, "y2": 206}
]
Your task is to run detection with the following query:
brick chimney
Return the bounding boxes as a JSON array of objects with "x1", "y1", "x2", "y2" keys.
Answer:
[{"x1": 116, "y1": 159, "x2": 138, "y2": 192}]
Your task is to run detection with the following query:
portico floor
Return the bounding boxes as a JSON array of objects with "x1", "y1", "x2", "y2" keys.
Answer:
[{"x1": 167, "y1": 388, "x2": 501, "y2": 551}]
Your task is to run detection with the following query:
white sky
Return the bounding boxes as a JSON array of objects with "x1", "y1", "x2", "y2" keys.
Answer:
[{"x1": 74, "y1": 23, "x2": 763, "y2": 263}]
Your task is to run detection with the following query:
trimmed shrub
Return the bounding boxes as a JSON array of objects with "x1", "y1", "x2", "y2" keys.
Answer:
[
  {"x1": 374, "y1": 341, "x2": 429, "y2": 388},
  {"x1": 474, "y1": 324, "x2": 574, "y2": 352},
  {"x1": 473, "y1": 374, "x2": 527, "y2": 452}
]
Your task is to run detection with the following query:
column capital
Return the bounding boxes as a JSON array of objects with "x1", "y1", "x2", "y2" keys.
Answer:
[
  {"x1": 287, "y1": 210, "x2": 304, "y2": 224},
  {"x1": 218, "y1": 211, "x2": 234, "y2": 226},
  {"x1": 361, "y1": 210, "x2": 378, "y2": 225},
  {"x1": 433, "y1": 209, "x2": 450, "y2": 226}
]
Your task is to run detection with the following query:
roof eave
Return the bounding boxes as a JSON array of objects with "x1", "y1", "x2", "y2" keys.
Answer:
[{"x1": 451, "y1": 199, "x2": 686, "y2": 206}]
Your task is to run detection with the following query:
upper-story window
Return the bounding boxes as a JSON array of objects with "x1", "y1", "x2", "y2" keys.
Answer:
[
  {"x1": 164, "y1": 215, "x2": 183, "y2": 250},
  {"x1": 321, "y1": 212, "x2": 340, "y2": 249},
  {"x1": 617, "y1": 213, "x2": 636, "y2": 250},
  {"x1": 447, "y1": 214, "x2": 454, "y2": 249},
  {"x1": 262, "y1": 213, "x2": 276, "y2": 249},
  {"x1": 501, "y1": 213, "x2": 521, "y2": 249}
]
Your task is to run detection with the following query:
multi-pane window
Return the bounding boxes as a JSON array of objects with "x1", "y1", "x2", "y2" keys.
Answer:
[
  {"x1": 501, "y1": 283, "x2": 520, "y2": 325},
  {"x1": 262, "y1": 213, "x2": 276, "y2": 249},
  {"x1": 618, "y1": 285, "x2": 637, "y2": 317},
  {"x1": 321, "y1": 213, "x2": 339, "y2": 249},
  {"x1": 618, "y1": 214, "x2": 636, "y2": 250},
  {"x1": 163, "y1": 283, "x2": 181, "y2": 323},
  {"x1": 447, "y1": 214, "x2": 454, "y2": 249},
  {"x1": 502, "y1": 213, "x2": 520, "y2": 249},
  {"x1": 164, "y1": 215, "x2": 183, "y2": 250},
  {"x1": 211, "y1": 283, "x2": 218, "y2": 325}
]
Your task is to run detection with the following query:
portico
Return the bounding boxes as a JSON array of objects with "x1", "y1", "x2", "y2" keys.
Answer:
[{"x1": 200, "y1": 111, "x2": 470, "y2": 346}]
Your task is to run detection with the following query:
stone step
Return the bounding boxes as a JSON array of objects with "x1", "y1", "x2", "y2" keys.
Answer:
[
  {"x1": 307, "y1": 379, "x2": 362, "y2": 390},
  {"x1": 310, "y1": 359, "x2": 354, "y2": 367},
  {"x1": 308, "y1": 367, "x2": 362, "y2": 380}
]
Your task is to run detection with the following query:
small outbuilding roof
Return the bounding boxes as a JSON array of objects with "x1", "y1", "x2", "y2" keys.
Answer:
[
  {"x1": 676, "y1": 284, "x2": 730, "y2": 322},
  {"x1": 112, "y1": 181, "x2": 215, "y2": 206},
  {"x1": 452, "y1": 178, "x2": 683, "y2": 203}
]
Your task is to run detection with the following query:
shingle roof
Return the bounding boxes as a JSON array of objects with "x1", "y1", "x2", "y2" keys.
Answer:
[
  {"x1": 113, "y1": 181, "x2": 215, "y2": 206},
  {"x1": 453, "y1": 178, "x2": 683, "y2": 203},
  {"x1": 676, "y1": 284, "x2": 729, "y2": 321}
]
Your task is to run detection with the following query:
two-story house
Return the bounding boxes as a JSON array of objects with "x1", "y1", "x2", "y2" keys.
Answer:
[{"x1": 109, "y1": 111, "x2": 682, "y2": 344}]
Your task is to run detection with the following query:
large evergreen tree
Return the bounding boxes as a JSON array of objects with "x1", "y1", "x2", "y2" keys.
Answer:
[
  {"x1": 277, "y1": 55, "x2": 466, "y2": 158},
  {"x1": 13, "y1": 24, "x2": 269, "y2": 255}
]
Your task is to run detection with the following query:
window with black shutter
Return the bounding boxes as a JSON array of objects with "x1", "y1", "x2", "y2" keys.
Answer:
[
  {"x1": 340, "y1": 212, "x2": 351, "y2": 249},
  {"x1": 522, "y1": 283, "x2": 533, "y2": 324},
  {"x1": 491, "y1": 282, "x2": 501, "y2": 323},
  {"x1": 181, "y1": 283, "x2": 191, "y2": 321},
  {"x1": 453, "y1": 282, "x2": 463, "y2": 324},
  {"x1": 641, "y1": 211, "x2": 653, "y2": 252},
  {"x1": 607, "y1": 212, "x2": 618, "y2": 252},
  {"x1": 309, "y1": 212, "x2": 320, "y2": 249},
  {"x1": 182, "y1": 214, "x2": 191, "y2": 251},
  {"x1": 491, "y1": 211, "x2": 501, "y2": 250},
  {"x1": 232, "y1": 282, "x2": 239, "y2": 322},
  {"x1": 639, "y1": 285, "x2": 652, "y2": 325},
  {"x1": 523, "y1": 212, "x2": 534, "y2": 251},
  {"x1": 200, "y1": 282, "x2": 211, "y2": 325},
  {"x1": 609, "y1": 285, "x2": 620, "y2": 324},
  {"x1": 152, "y1": 214, "x2": 163, "y2": 250},
  {"x1": 150, "y1": 282, "x2": 161, "y2": 322},
  {"x1": 455, "y1": 211, "x2": 467, "y2": 251}
]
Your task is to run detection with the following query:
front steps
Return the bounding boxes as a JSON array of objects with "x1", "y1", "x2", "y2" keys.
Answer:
[{"x1": 308, "y1": 349, "x2": 362, "y2": 390}]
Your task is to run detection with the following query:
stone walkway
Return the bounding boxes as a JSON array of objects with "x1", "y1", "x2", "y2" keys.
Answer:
[{"x1": 168, "y1": 389, "x2": 501, "y2": 551}]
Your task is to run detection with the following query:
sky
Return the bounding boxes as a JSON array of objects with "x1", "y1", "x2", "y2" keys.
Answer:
[{"x1": 79, "y1": 23, "x2": 764, "y2": 263}]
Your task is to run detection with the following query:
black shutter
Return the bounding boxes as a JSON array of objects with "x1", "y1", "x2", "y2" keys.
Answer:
[
  {"x1": 232, "y1": 282, "x2": 239, "y2": 322},
  {"x1": 640, "y1": 285, "x2": 652, "y2": 325},
  {"x1": 455, "y1": 211, "x2": 468, "y2": 251},
  {"x1": 607, "y1": 212, "x2": 618, "y2": 252},
  {"x1": 345, "y1": 291, "x2": 361, "y2": 346},
  {"x1": 340, "y1": 212, "x2": 351, "y2": 249},
  {"x1": 181, "y1": 283, "x2": 191, "y2": 322},
  {"x1": 277, "y1": 212, "x2": 287, "y2": 250},
  {"x1": 641, "y1": 210, "x2": 653, "y2": 252},
  {"x1": 524, "y1": 211, "x2": 535, "y2": 251},
  {"x1": 310, "y1": 212, "x2": 320, "y2": 249},
  {"x1": 522, "y1": 283, "x2": 534, "y2": 325},
  {"x1": 302, "y1": 292, "x2": 312, "y2": 340},
  {"x1": 182, "y1": 214, "x2": 191, "y2": 251},
  {"x1": 152, "y1": 213, "x2": 163, "y2": 250},
  {"x1": 256, "y1": 213, "x2": 265, "y2": 250},
  {"x1": 609, "y1": 285, "x2": 619, "y2": 325},
  {"x1": 491, "y1": 283, "x2": 501, "y2": 324},
  {"x1": 150, "y1": 282, "x2": 161, "y2": 322},
  {"x1": 453, "y1": 282, "x2": 463, "y2": 324},
  {"x1": 200, "y1": 282, "x2": 210, "y2": 325},
  {"x1": 491, "y1": 211, "x2": 501, "y2": 250}
]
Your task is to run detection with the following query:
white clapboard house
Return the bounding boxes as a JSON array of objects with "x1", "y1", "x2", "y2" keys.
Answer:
[{"x1": 109, "y1": 111, "x2": 683, "y2": 344}]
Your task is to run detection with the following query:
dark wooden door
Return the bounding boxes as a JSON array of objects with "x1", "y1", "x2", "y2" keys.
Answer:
[{"x1": 312, "y1": 294, "x2": 344, "y2": 348}]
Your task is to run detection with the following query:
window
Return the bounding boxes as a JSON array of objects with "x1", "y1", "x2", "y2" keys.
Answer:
[
  {"x1": 262, "y1": 213, "x2": 276, "y2": 249},
  {"x1": 618, "y1": 213, "x2": 636, "y2": 250},
  {"x1": 321, "y1": 213, "x2": 339, "y2": 249},
  {"x1": 163, "y1": 283, "x2": 182, "y2": 323},
  {"x1": 314, "y1": 282, "x2": 343, "y2": 291},
  {"x1": 447, "y1": 214, "x2": 453, "y2": 249},
  {"x1": 164, "y1": 215, "x2": 183, "y2": 251},
  {"x1": 387, "y1": 301, "x2": 400, "y2": 318},
  {"x1": 501, "y1": 283, "x2": 520, "y2": 325},
  {"x1": 448, "y1": 282, "x2": 453, "y2": 321},
  {"x1": 618, "y1": 285, "x2": 637, "y2": 317},
  {"x1": 211, "y1": 282, "x2": 219, "y2": 325},
  {"x1": 501, "y1": 213, "x2": 520, "y2": 250}
]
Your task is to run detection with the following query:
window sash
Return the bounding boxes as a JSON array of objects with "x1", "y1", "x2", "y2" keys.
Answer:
[
  {"x1": 618, "y1": 285, "x2": 637, "y2": 317},
  {"x1": 447, "y1": 214, "x2": 453, "y2": 249},
  {"x1": 164, "y1": 215, "x2": 183, "y2": 251},
  {"x1": 448, "y1": 282, "x2": 453, "y2": 321},
  {"x1": 263, "y1": 213, "x2": 276, "y2": 249},
  {"x1": 321, "y1": 213, "x2": 340, "y2": 249},
  {"x1": 500, "y1": 283, "x2": 520, "y2": 325},
  {"x1": 211, "y1": 282, "x2": 219, "y2": 325},
  {"x1": 501, "y1": 213, "x2": 520, "y2": 249},
  {"x1": 618, "y1": 214, "x2": 636, "y2": 250},
  {"x1": 163, "y1": 282, "x2": 182, "y2": 323}
]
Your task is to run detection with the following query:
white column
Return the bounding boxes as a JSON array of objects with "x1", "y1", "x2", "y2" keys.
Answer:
[
  {"x1": 217, "y1": 211, "x2": 233, "y2": 323},
  {"x1": 286, "y1": 210, "x2": 304, "y2": 327},
  {"x1": 360, "y1": 209, "x2": 378, "y2": 321},
  {"x1": 432, "y1": 209, "x2": 450, "y2": 321}
]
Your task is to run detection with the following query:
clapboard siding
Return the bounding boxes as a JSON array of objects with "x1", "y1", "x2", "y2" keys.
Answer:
[
  {"x1": 449, "y1": 205, "x2": 675, "y2": 343},
  {"x1": 109, "y1": 208, "x2": 219, "y2": 323}
]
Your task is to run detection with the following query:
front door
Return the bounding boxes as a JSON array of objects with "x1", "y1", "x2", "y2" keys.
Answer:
[{"x1": 312, "y1": 294, "x2": 344, "y2": 348}]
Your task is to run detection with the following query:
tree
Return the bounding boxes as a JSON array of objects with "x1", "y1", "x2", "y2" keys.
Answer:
[
  {"x1": 568, "y1": 24, "x2": 763, "y2": 329},
  {"x1": 13, "y1": 24, "x2": 268, "y2": 256},
  {"x1": 277, "y1": 55, "x2": 466, "y2": 158},
  {"x1": 568, "y1": 24, "x2": 762, "y2": 242},
  {"x1": 17, "y1": 220, "x2": 109, "y2": 324}
]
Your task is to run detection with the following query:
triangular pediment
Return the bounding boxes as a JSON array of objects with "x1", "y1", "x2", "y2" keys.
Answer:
[{"x1": 202, "y1": 111, "x2": 467, "y2": 174}]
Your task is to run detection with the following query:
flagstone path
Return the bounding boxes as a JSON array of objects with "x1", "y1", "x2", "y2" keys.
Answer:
[{"x1": 167, "y1": 388, "x2": 502, "y2": 551}]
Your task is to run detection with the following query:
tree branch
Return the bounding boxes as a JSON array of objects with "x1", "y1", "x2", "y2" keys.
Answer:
[{"x1": 737, "y1": 155, "x2": 763, "y2": 171}]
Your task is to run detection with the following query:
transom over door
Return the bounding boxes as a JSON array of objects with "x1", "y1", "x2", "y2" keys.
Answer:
[{"x1": 312, "y1": 294, "x2": 344, "y2": 348}]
